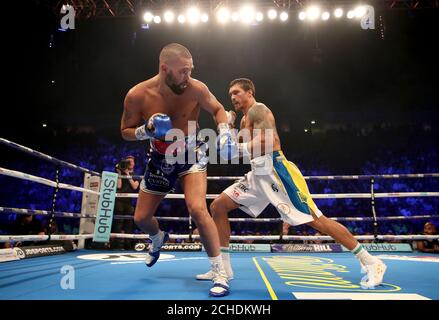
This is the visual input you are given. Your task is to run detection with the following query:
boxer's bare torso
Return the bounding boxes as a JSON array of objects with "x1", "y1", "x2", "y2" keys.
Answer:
[{"x1": 121, "y1": 76, "x2": 220, "y2": 139}]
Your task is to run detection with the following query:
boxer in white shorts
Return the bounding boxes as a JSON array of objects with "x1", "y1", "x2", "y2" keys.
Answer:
[{"x1": 196, "y1": 78, "x2": 387, "y2": 289}]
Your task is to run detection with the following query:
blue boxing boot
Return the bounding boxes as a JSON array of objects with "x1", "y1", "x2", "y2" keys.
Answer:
[{"x1": 145, "y1": 231, "x2": 169, "y2": 267}]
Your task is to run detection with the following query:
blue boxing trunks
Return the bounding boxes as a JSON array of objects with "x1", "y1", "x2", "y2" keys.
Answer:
[{"x1": 140, "y1": 135, "x2": 208, "y2": 195}]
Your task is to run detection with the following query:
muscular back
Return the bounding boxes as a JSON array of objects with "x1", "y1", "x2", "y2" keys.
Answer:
[{"x1": 240, "y1": 102, "x2": 281, "y2": 153}]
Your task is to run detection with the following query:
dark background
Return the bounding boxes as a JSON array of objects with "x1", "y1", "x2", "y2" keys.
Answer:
[{"x1": 3, "y1": 1, "x2": 439, "y2": 143}]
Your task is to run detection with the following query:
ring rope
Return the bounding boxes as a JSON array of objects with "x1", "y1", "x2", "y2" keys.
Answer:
[
  {"x1": 0, "y1": 167, "x2": 100, "y2": 195},
  {"x1": 1, "y1": 207, "x2": 437, "y2": 222},
  {"x1": 1, "y1": 137, "x2": 438, "y2": 181},
  {"x1": 204, "y1": 173, "x2": 439, "y2": 181},
  {"x1": 115, "y1": 192, "x2": 439, "y2": 199},
  {"x1": 129, "y1": 173, "x2": 439, "y2": 181},
  {"x1": 1, "y1": 164, "x2": 437, "y2": 200},
  {"x1": 1, "y1": 233, "x2": 439, "y2": 243},
  {"x1": 0, "y1": 207, "x2": 95, "y2": 219},
  {"x1": 0, "y1": 137, "x2": 100, "y2": 176}
]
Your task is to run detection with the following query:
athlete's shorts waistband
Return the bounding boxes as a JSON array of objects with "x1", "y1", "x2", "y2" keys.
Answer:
[
  {"x1": 250, "y1": 150, "x2": 284, "y2": 173},
  {"x1": 250, "y1": 150, "x2": 284, "y2": 163}
]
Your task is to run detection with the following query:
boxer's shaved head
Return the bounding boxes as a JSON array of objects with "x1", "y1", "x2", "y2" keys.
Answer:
[
  {"x1": 159, "y1": 43, "x2": 192, "y2": 64},
  {"x1": 159, "y1": 43, "x2": 193, "y2": 95}
]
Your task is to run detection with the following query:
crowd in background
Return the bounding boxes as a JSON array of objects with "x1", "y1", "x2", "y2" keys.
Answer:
[{"x1": 0, "y1": 123, "x2": 438, "y2": 251}]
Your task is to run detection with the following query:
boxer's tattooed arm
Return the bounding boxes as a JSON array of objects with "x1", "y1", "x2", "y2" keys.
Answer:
[
  {"x1": 245, "y1": 102, "x2": 280, "y2": 155},
  {"x1": 246, "y1": 103, "x2": 276, "y2": 130}
]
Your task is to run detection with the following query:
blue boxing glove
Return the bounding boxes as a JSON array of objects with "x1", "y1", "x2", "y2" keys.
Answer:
[
  {"x1": 216, "y1": 123, "x2": 239, "y2": 160},
  {"x1": 135, "y1": 113, "x2": 173, "y2": 140}
]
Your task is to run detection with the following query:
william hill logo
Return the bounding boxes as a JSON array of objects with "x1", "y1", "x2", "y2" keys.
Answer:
[{"x1": 263, "y1": 256, "x2": 400, "y2": 292}]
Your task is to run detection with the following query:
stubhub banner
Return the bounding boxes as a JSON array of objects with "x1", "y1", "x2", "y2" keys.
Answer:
[
  {"x1": 342, "y1": 243, "x2": 412, "y2": 252},
  {"x1": 93, "y1": 171, "x2": 118, "y2": 243}
]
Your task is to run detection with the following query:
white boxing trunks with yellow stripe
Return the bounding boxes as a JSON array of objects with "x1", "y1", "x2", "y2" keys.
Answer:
[{"x1": 223, "y1": 150, "x2": 322, "y2": 226}]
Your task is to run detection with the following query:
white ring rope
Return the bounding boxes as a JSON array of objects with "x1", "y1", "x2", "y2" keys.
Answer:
[
  {"x1": 1, "y1": 207, "x2": 438, "y2": 222},
  {"x1": 204, "y1": 173, "x2": 439, "y2": 181},
  {"x1": 1, "y1": 233, "x2": 438, "y2": 243},
  {"x1": 0, "y1": 207, "x2": 96, "y2": 219},
  {"x1": 0, "y1": 167, "x2": 99, "y2": 195},
  {"x1": 0, "y1": 137, "x2": 100, "y2": 176},
  {"x1": 2, "y1": 137, "x2": 438, "y2": 181},
  {"x1": 116, "y1": 192, "x2": 439, "y2": 199},
  {"x1": 130, "y1": 173, "x2": 439, "y2": 181},
  {"x1": 1, "y1": 165, "x2": 437, "y2": 200}
]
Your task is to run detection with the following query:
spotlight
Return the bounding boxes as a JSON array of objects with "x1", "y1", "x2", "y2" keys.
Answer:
[
  {"x1": 201, "y1": 13, "x2": 209, "y2": 23},
  {"x1": 279, "y1": 11, "x2": 288, "y2": 22},
  {"x1": 334, "y1": 8, "x2": 343, "y2": 18},
  {"x1": 347, "y1": 10, "x2": 355, "y2": 19},
  {"x1": 231, "y1": 12, "x2": 240, "y2": 22},
  {"x1": 164, "y1": 11, "x2": 174, "y2": 23},
  {"x1": 178, "y1": 14, "x2": 186, "y2": 24},
  {"x1": 267, "y1": 9, "x2": 277, "y2": 20},
  {"x1": 355, "y1": 6, "x2": 366, "y2": 18},
  {"x1": 240, "y1": 6, "x2": 255, "y2": 24},
  {"x1": 298, "y1": 11, "x2": 307, "y2": 21},
  {"x1": 321, "y1": 12, "x2": 330, "y2": 21},
  {"x1": 255, "y1": 12, "x2": 264, "y2": 22},
  {"x1": 311, "y1": 120, "x2": 316, "y2": 125},
  {"x1": 42, "y1": 123, "x2": 47, "y2": 128},
  {"x1": 307, "y1": 6, "x2": 320, "y2": 21},
  {"x1": 187, "y1": 7, "x2": 201, "y2": 24},
  {"x1": 217, "y1": 8, "x2": 230, "y2": 23},
  {"x1": 143, "y1": 11, "x2": 153, "y2": 23},
  {"x1": 304, "y1": 128, "x2": 309, "y2": 133},
  {"x1": 153, "y1": 15, "x2": 161, "y2": 24}
]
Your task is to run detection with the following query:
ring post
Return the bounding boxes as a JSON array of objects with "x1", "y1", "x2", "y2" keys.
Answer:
[{"x1": 370, "y1": 177, "x2": 379, "y2": 242}]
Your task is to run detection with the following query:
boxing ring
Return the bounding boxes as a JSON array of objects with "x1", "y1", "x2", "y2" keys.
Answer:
[{"x1": 1, "y1": 137, "x2": 439, "y2": 300}]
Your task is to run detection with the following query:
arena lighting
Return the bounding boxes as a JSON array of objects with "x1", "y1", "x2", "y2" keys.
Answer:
[
  {"x1": 143, "y1": 11, "x2": 153, "y2": 23},
  {"x1": 298, "y1": 11, "x2": 307, "y2": 20},
  {"x1": 311, "y1": 120, "x2": 316, "y2": 125},
  {"x1": 153, "y1": 15, "x2": 161, "y2": 23},
  {"x1": 347, "y1": 10, "x2": 355, "y2": 19},
  {"x1": 255, "y1": 11, "x2": 264, "y2": 22},
  {"x1": 187, "y1": 7, "x2": 201, "y2": 24},
  {"x1": 201, "y1": 13, "x2": 209, "y2": 23},
  {"x1": 240, "y1": 5, "x2": 255, "y2": 24},
  {"x1": 177, "y1": 14, "x2": 186, "y2": 23},
  {"x1": 355, "y1": 6, "x2": 367, "y2": 18},
  {"x1": 321, "y1": 11, "x2": 330, "y2": 20},
  {"x1": 267, "y1": 9, "x2": 277, "y2": 20},
  {"x1": 279, "y1": 11, "x2": 288, "y2": 21},
  {"x1": 217, "y1": 7, "x2": 230, "y2": 23},
  {"x1": 164, "y1": 11, "x2": 174, "y2": 23},
  {"x1": 231, "y1": 12, "x2": 240, "y2": 22},
  {"x1": 334, "y1": 8, "x2": 343, "y2": 18},
  {"x1": 307, "y1": 6, "x2": 320, "y2": 21}
]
